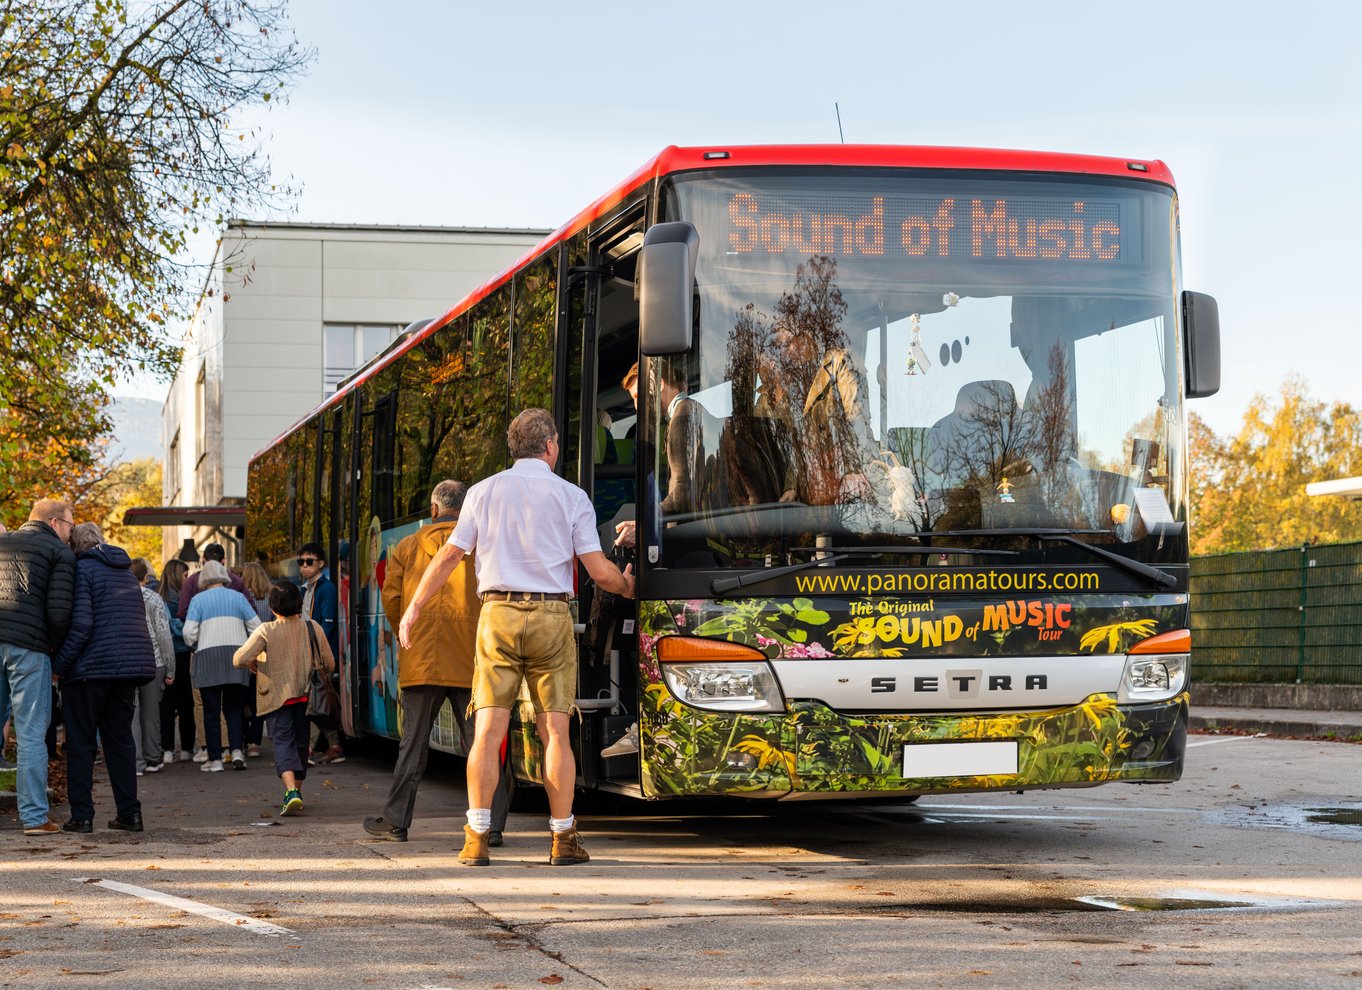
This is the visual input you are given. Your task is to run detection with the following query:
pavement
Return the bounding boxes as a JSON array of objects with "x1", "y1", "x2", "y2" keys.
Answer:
[
  {"x1": 4, "y1": 703, "x2": 1359, "y2": 814},
  {"x1": 1188, "y1": 705, "x2": 1362, "y2": 740}
]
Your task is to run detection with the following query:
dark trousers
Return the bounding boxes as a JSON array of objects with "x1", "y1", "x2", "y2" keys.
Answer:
[
  {"x1": 382, "y1": 685, "x2": 513, "y2": 831},
  {"x1": 159, "y1": 651, "x2": 194, "y2": 752},
  {"x1": 245, "y1": 676, "x2": 265, "y2": 746},
  {"x1": 264, "y1": 702, "x2": 309, "y2": 782},
  {"x1": 199, "y1": 683, "x2": 249, "y2": 760},
  {"x1": 62, "y1": 679, "x2": 140, "y2": 823}
]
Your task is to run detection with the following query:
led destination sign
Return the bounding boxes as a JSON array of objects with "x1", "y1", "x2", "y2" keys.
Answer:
[{"x1": 726, "y1": 192, "x2": 1126, "y2": 264}]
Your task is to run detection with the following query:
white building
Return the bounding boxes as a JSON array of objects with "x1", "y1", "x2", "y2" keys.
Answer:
[{"x1": 155, "y1": 220, "x2": 547, "y2": 560}]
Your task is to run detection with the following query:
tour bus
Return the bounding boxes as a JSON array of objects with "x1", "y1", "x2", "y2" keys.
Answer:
[{"x1": 246, "y1": 145, "x2": 1220, "y2": 803}]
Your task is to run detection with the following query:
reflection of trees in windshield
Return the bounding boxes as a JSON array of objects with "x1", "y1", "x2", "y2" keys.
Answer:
[
  {"x1": 716, "y1": 256, "x2": 875, "y2": 510},
  {"x1": 676, "y1": 267, "x2": 1179, "y2": 561}
]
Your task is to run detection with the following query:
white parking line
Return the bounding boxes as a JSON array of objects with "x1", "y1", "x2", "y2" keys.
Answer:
[
  {"x1": 1187, "y1": 735, "x2": 1256, "y2": 748},
  {"x1": 75, "y1": 878, "x2": 294, "y2": 937}
]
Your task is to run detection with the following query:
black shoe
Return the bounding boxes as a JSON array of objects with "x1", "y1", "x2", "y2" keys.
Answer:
[
  {"x1": 62, "y1": 819, "x2": 93, "y2": 833},
  {"x1": 109, "y1": 814, "x2": 144, "y2": 833},
  {"x1": 362, "y1": 816, "x2": 408, "y2": 841},
  {"x1": 488, "y1": 830, "x2": 504, "y2": 847}
]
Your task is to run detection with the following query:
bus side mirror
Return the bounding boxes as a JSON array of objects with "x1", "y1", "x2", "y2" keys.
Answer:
[
  {"x1": 1182, "y1": 290, "x2": 1220, "y2": 399},
  {"x1": 638, "y1": 221, "x2": 699, "y2": 356}
]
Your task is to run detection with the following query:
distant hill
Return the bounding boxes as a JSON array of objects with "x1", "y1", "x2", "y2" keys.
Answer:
[{"x1": 108, "y1": 396, "x2": 164, "y2": 464}]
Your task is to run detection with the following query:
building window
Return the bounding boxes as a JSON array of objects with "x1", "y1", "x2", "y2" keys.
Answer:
[
  {"x1": 169, "y1": 429, "x2": 181, "y2": 502},
  {"x1": 325, "y1": 324, "x2": 400, "y2": 394},
  {"x1": 195, "y1": 366, "x2": 206, "y2": 464}
]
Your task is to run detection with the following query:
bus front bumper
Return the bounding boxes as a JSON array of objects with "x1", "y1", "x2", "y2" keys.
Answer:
[{"x1": 640, "y1": 693, "x2": 1187, "y2": 799}]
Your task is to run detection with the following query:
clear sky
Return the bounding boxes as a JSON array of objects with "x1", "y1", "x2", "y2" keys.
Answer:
[{"x1": 121, "y1": 0, "x2": 1361, "y2": 437}]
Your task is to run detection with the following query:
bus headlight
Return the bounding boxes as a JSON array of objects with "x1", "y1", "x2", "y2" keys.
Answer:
[
  {"x1": 1119, "y1": 655, "x2": 1188, "y2": 703},
  {"x1": 656, "y1": 636, "x2": 787, "y2": 713},
  {"x1": 1119, "y1": 628, "x2": 1191, "y2": 703}
]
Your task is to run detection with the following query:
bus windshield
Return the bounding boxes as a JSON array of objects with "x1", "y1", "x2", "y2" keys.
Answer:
[{"x1": 650, "y1": 169, "x2": 1184, "y2": 568}]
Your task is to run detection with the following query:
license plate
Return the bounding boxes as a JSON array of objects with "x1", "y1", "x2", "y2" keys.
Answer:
[{"x1": 903, "y1": 741, "x2": 1018, "y2": 778}]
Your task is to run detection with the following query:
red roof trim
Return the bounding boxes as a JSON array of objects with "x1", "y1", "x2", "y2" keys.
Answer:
[{"x1": 253, "y1": 144, "x2": 1175, "y2": 461}]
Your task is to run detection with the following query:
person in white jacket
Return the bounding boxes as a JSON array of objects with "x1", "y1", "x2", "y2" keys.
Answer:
[{"x1": 130, "y1": 558, "x2": 175, "y2": 775}]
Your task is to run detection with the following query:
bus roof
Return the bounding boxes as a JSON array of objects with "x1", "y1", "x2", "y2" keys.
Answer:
[{"x1": 252, "y1": 144, "x2": 1175, "y2": 462}]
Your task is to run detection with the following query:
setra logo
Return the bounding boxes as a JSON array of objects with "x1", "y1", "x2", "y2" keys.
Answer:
[{"x1": 869, "y1": 670, "x2": 1051, "y2": 696}]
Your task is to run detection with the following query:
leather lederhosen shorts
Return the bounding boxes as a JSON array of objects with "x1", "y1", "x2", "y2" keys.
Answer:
[{"x1": 471, "y1": 599, "x2": 576, "y2": 715}]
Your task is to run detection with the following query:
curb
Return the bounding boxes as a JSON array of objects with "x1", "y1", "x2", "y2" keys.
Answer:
[
  {"x1": 0, "y1": 790, "x2": 14, "y2": 814},
  {"x1": 1189, "y1": 714, "x2": 1362, "y2": 741}
]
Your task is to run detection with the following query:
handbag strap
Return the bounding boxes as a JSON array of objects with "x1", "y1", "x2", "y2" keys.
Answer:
[{"x1": 304, "y1": 620, "x2": 322, "y2": 670}]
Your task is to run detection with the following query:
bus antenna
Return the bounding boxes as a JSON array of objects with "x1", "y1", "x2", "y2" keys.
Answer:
[{"x1": 835, "y1": 103, "x2": 845, "y2": 143}]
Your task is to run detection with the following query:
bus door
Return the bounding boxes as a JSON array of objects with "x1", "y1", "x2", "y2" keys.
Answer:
[
  {"x1": 569, "y1": 209, "x2": 646, "y2": 788},
  {"x1": 326, "y1": 400, "x2": 357, "y2": 738}
]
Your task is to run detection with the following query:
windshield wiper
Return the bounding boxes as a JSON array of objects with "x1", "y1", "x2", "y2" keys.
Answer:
[
  {"x1": 1036, "y1": 533, "x2": 1177, "y2": 589},
  {"x1": 710, "y1": 553, "x2": 855, "y2": 595},
  {"x1": 709, "y1": 528, "x2": 1175, "y2": 595},
  {"x1": 922, "y1": 527, "x2": 1177, "y2": 589},
  {"x1": 790, "y1": 545, "x2": 1020, "y2": 559},
  {"x1": 710, "y1": 545, "x2": 1020, "y2": 595}
]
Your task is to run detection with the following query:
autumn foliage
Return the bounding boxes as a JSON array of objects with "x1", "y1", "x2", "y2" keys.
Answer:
[
  {"x1": 1189, "y1": 376, "x2": 1362, "y2": 555},
  {"x1": 0, "y1": 0, "x2": 311, "y2": 522}
]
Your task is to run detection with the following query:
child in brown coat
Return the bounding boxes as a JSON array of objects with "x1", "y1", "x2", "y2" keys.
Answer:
[{"x1": 233, "y1": 582, "x2": 334, "y2": 816}]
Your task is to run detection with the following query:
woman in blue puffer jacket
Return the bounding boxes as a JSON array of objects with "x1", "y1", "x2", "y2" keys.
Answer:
[{"x1": 52, "y1": 523, "x2": 156, "y2": 833}]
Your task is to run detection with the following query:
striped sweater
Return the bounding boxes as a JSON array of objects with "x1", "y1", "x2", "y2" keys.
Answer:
[{"x1": 184, "y1": 585, "x2": 261, "y2": 688}]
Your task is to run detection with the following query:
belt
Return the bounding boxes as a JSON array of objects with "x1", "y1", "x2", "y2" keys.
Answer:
[{"x1": 481, "y1": 591, "x2": 570, "y2": 603}]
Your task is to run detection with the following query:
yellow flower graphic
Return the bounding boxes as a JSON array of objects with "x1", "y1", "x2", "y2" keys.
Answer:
[
  {"x1": 734, "y1": 734, "x2": 796, "y2": 776},
  {"x1": 1079, "y1": 619, "x2": 1158, "y2": 653}
]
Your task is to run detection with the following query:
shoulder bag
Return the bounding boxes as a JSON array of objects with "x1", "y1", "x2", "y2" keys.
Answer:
[{"x1": 306, "y1": 620, "x2": 340, "y2": 719}]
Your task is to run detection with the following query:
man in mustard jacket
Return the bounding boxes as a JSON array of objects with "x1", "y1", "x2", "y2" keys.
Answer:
[{"x1": 362, "y1": 480, "x2": 512, "y2": 843}]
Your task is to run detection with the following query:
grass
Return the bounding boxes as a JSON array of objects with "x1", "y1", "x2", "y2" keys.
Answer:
[{"x1": 0, "y1": 767, "x2": 15, "y2": 793}]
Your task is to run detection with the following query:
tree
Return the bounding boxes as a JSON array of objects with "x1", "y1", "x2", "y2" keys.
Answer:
[
  {"x1": 98, "y1": 458, "x2": 165, "y2": 563},
  {"x1": 0, "y1": 0, "x2": 311, "y2": 514},
  {"x1": 1189, "y1": 376, "x2": 1362, "y2": 554}
]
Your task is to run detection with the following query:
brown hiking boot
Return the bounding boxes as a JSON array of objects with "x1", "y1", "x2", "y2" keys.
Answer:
[
  {"x1": 549, "y1": 827, "x2": 590, "y2": 866},
  {"x1": 459, "y1": 824, "x2": 491, "y2": 866}
]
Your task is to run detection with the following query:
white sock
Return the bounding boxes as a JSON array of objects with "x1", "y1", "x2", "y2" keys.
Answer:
[
  {"x1": 467, "y1": 808, "x2": 492, "y2": 833},
  {"x1": 549, "y1": 814, "x2": 575, "y2": 833}
]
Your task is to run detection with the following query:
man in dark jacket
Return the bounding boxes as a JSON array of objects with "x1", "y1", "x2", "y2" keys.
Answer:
[
  {"x1": 0, "y1": 499, "x2": 76, "y2": 835},
  {"x1": 298, "y1": 541, "x2": 343, "y2": 763},
  {"x1": 53, "y1": 523, "x2": 156, "y2": 833},
  {"x1": 176, "y1": 542, "x2": 249, "y2": 619}
]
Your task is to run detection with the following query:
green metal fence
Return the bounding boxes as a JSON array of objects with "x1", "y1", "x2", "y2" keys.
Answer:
[{"x1": 1191, "y1": 541, "x2": 1362, "y2": 684}]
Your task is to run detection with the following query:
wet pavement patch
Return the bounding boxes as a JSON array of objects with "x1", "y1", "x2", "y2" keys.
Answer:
[
  {"x1": 1304, "y1": 807, "x2": 1362, "y2": 827},
  {"x1": 905, "y1": 898, "x2": 1109, "y2": 913},
  {"x1": 1210, "y1": 802, "x2": 1362, "y2": 839},
  {"x1": 1074, "y1": 895, "x2": 1257, "y2": 912},
  {"x1": 836, "y1": 895, "x2": 1259, "y2": 915}
]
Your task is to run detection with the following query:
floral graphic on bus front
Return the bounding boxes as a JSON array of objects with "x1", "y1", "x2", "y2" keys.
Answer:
[{"x1": 624, "y1": 594, "x2": 1187, "y2": 799}]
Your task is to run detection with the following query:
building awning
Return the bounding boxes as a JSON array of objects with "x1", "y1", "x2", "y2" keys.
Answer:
[
  {"x1": 122, "y1": 506, "x2": 247, "y2": 528},
  {"x1": 1305, "y1": 477, "x2": 1362, "y2": 499}
]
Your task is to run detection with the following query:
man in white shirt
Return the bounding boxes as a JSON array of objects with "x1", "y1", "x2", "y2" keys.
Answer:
[{"x1": 399, "y1": 408, "x2": 635, "y2": 866}]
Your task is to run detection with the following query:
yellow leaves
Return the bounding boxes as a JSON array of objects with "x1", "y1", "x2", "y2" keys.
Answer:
[
  {"x1": 1079, "y1": 620, "x2": 1157, "y2": 654},
  {"x1": 1192, "y1": 378, "x2": 1362, "y2": 554}
]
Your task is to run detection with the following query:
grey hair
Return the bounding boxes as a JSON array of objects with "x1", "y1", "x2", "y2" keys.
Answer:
[
  {"x1": 507, "y1": 408, "x2": 556, "y2": 459},
  {"x1": 199, "y1": 559, "x2": 231, "y2": 588},
  {"x1": 430, "y1": 479, "x2": 467, "y2": 513},
  {"x1": 69, "y1": 522, "x2": 103, "y2": 554}
]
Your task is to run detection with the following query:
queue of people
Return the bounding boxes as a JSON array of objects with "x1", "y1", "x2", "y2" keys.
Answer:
[
  {"x1": 4, "y1": 405, "x2": 638, "y2": 864},
  {"x1": 0, "y1": 501, "x2": 344, "y2": 832}
]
